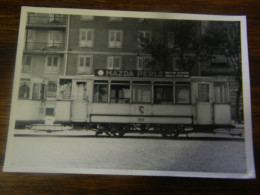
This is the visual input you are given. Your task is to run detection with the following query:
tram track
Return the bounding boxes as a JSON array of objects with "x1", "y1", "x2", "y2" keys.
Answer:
[{"x1": 14, "y1": 133, "x2": 244, "y2": 141}]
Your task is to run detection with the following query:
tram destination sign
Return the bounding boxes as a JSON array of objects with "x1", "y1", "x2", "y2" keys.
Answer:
[{"x1": 95, "y1": 69, "x2": 190, "y2": 78}]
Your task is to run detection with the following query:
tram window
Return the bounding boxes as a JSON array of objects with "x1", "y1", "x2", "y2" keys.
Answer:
[
  {"x1": 58, "y1": 79, "x2": 72, "y2": 100},
  {"x1": 110, "y1": 84, "x2": 130, "y2": 103},
  {"x1": 32, "y1": 83, "x2": 41, "y2": 100},
  {"x1": 132, "y1": 84, "x2": 151, "y2": 103},
  {"x1": 74, "y1": 82, "x2": 87, "y2": 100},
  {"x1": 93, "y1": 83, "x2": 108, "y2": 103},
  {"x1": 175, "y1": 83, "x2": 190, "y2": 104},
  {"x1": 198, "y1": 84, "x2": 209, "y2": 102},
  {"x1": 214, "y1": 82, "x2": 228, "y2": 103},
  {"x1": 154, "y1": 85, "x2": 173, "y2": 104},
  {"x1": 47, "y1": 82, "x2": 57, "y2": 97},
  {"x1": 46, "y1": 108, "x2": 54, "y2": 116},
  {"x1": 19, "y1": 82, "x2": 30, "y2": 99}
]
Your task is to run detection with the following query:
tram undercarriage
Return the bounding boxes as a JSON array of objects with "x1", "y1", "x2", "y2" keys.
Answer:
[{"x1": 93, "y1": 123, "x2": 237, "y2": 138}]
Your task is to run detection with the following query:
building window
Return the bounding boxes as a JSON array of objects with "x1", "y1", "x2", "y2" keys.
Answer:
[
  {"x1": 27, "y1": 29, "x2": 35, "y2": 41},
  {"x1": 109, "y1": 17, "x2": 122, "y2": 22},
  {"x1": 27, "y1": 12, "x2": 36, "y2": 24},
  {"x1": 107, "y1": 56, "x2": 122, "y2": 70},
  {"x1": 48, "y1": 30, "x2": 63, "y2": 48},
  {"x1": 138, "y1": 18, "x2": 146, "y2": 23},
  {"x1": 110, "y1": 81, "x2": 130, "y2": 103},
  {"x1": 46, "y1": 56, "x2": 59, "y2": 73},
  {"x1": 132, "y1": 82, "x2": 152, "y2": 103},
  {"x1": 25, "y1": 29, "x2": 36, "y2": 50},
  {"x1": 22, "y1": 55, "x2": 32, "y2": 72},
  {"x1": 175, "y1": 83, "x2": 190, "y2": 104},
  {"x1": 19, "y1": 82, "x2": 31, "y2": 99},
  {"x1": 46, "y1": 81, "x2": 57, "y2": 97},
  {"x1": 46, "y1": 108, "x2": 55, "y2": 116},
  {"x1": 154, "y1": 83, "x2": 173, "y2": 104},
  {"x1": 93, "y1": 81, "x2": 108, "y2": 103},
  {"x1": 78, "y1": 55, "x2": 93, "y2": 74},
  {"x1": 49, "y1": 14, "x2": 63, "y2": 23},
  {"x1": 198, "y1": 84, "x2": 210, "y2": 102},
  {"x1": 214, "y1": 82, "x2": 228, "y2": 103},
  {"x1": 80, "y1": 15, "x2": 94, "y2": 21},
  {"x1": 168, "y1": 32, "x2": 175, "y2": 48},
  {"x1": 211, "y1": 55, "x2": 228, "y2": 66},
  {"x1": 108, "y1": 30, "x2": 123, "y2": 48},
  {"x1": 136, "y1": 56, "x2": 151, "y2": 70},
  {"x1": 171, "y1": 57, "x2": 185, "y2": 71},
  {"x1": 137, "y1": 30, "x2": 152, "y2": 50},
  {"x1": 79, "y1": 29, "x2": 94, "y2": 47},
  {"x1": 58, "y1": 79, "x2": 72, "y2": 100}
]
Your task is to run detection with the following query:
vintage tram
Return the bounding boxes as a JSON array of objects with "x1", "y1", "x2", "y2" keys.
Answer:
[{"x1": 16, "y1": 70, "x2": 234, "y2": 137}]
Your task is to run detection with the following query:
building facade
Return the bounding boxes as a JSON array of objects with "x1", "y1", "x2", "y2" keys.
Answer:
[{"x1": 17, "y1": 13, "x2": 241, "y2": 125}]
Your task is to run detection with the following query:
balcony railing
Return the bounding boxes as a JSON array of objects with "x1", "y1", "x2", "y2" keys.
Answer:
[
  {"x1": 25, "y1": 42, "x2": 65, "y2": 51},
  {"x1": 27, "y1": 15, "x2": 67, "y2": 26}
]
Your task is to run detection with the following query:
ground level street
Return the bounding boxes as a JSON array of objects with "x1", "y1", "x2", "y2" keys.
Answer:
[{"x1": 4, "y1": 135, "x2": 247, "y2": 175}]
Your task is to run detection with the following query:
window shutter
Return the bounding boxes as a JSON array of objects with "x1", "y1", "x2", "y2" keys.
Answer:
[
  {"x1": 81, "y1": 30, "x2": 86, "y2": 41},
  {"x1": 87, "y1": 31, "x2": 92, "y2": 41},
  {"x1": 47, "y1": 57, "x2": 52, "y2": 66},
  {"x1": 80, "y1": 57, "x2": 84, "y2": 66},
  {"x1": 108, "y1": 57, "x2": 113, "y2": 69},
  {"x1": 114, "y1": 57, "x2": 120, "y2": 69},
  {"x1": 53, "y1": 57, "x2": 58, "y2": 67},
  {"x1": 85, "y1": 57, "x2": 90, "y2": 67}
]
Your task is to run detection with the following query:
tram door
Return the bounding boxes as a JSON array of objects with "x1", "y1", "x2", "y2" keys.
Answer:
[
  {"x1": 71, "y1": 81, "x2": 88, "y2": 122},
  {"x1": 55, "y1": 78, "x2": 72, "y2": 122},
  {"x1": 213, "y1": 82, "x2": 231, "y2": 124},
  {"x1": 196, "y1": 83, "x2": 213, "y2": 124}
]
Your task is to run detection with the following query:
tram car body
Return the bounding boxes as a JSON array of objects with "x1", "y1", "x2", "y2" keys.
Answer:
[{"x1": 16, "y1": 74, "x2": 233, "y2": 137}]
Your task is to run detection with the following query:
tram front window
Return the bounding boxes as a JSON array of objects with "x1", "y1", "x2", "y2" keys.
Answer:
[
  {"x1": 132, "y1": 83, "x2": 151, "y2": 103},
  {"x1": 93, "y1": 83, "x2": 108, "y2": 103},
  {"x1": 74, "y1": 82, "x2": 87, "y2": 100},
  {"x1": 198, "y1": 84, "x2": 209, "y2": 102},
  {"x1": 154, "y1": 85, "x2": 173, "y2": 104},
  {"x1": 175, "y1": 83, "x2": 190, "y2": 104},
  {"x1": 214, "y1": 82, "x2": 228, "y2": 103},
  {"x1": 110, "y1": 84, "x2": 130, "y2": 103},
  {"x1": 59, "y1": 79, "x2": 72, "y2": 100}
]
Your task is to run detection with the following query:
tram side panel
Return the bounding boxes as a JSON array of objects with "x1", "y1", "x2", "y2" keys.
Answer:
[
  {"x1": 71, "y1": 101, "x2": 87, "y2": 122},
  {"x1": 130, "y1": 104, "x2": 152, "y2": 124},
  {"x1": 89, "y1": 103, "x2": 193, "y2": 125},
  {"x1": 90, "y1": 103, "x2": 131, "y2": 123},
  {"x1": 152, "y1": 104, "x2": 193, "y2": 124},
  {"x1": 16, "y1": 100, "x2": 45, "y2": 122},
  {"x1": 55, "y1": 101, "x2": 71, "y2": 122},
  {"x1": 214, "y1": 104, "x2": 232, "y2": 125}
]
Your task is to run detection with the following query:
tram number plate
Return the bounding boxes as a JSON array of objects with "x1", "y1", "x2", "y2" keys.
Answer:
[{"x1": 138, "y1": 117, "x2": 145, "y2": 122}]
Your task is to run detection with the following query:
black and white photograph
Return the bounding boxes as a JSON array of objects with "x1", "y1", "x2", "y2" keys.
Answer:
[{"x1": 3, "y1": 6, "x2": 255, "y2": 178}]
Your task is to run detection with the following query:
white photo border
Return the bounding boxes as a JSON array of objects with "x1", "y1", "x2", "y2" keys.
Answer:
[{"x1": 3, "y1": 6, "x2": 255, "y2": 179}]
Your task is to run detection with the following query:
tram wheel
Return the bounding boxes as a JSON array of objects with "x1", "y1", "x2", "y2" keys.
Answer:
[
  {"x1": 109, "y1": 124, "x2": 127, "y2": 137},
  {"x1": 160, "y1": 125, "x2": 180, "y2": 138}
]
